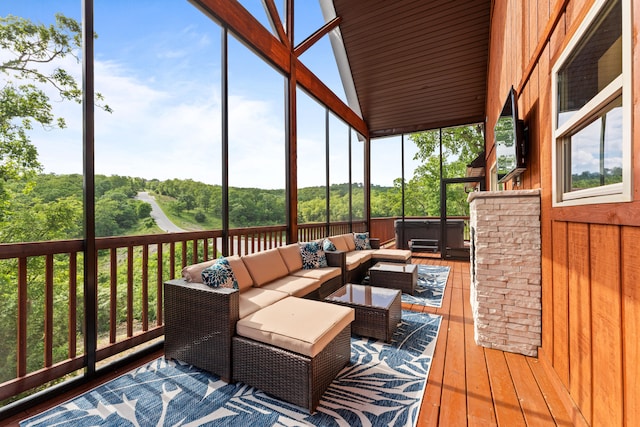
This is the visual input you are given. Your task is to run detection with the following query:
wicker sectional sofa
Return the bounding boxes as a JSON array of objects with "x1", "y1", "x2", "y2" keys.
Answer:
[
  {"x1": 323, "y1": 233, "x2": 412, "y2": 283},
  {"x1": 163, "y1": 233, "x2": 411, "y2": 412},
  {"x1": 164, "y1": 242, "x2": 353, "y2": 412}
]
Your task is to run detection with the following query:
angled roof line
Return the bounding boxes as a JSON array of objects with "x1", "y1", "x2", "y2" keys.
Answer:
[{"x1": 318, "y1": 0, "x2": 362, "y2": 119}]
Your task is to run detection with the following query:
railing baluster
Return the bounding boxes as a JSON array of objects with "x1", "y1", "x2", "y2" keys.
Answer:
[
  {"x1": 170, "y1": 242, "x2": 176, "y2": 279},
  {"x1": 127, "y1": 246, "x2": 134, "y2": 338},
  {"x1": 181, "y1": 241, "x2": 187, "y2": 269},
  {"x1": 156, "y1": 243, "x2": 163, "y2": 326},
  {"x1": 45, "y1": 254, "x2": 54, "y2": 367},
  {"x1": 142, "y1": 245, "x2": 149, "y2": 332},
  {"x1": 110, "y1": 249, "x2": 117, "y2": 344},
  {"x1": 68, "y1": 252, "x2": 77, "y2": 358},
  {"x1": 17, "y1": 257, "x2": 27, "y2": 378},
  {"x1": 192, "y1": 239, "x2": 198, "y2": 264}
]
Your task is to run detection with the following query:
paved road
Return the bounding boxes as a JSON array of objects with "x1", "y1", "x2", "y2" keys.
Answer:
[{"x1": 136, "y1": 192, "x2": 184, "y2": 233}]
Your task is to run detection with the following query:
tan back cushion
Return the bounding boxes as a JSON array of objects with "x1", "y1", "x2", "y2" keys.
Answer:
[
  {"x1": 339, "y1": 233, "x2": 357, "y2": 251},
  {"x1": 226, "y1": 255, "x2": 254, "y2": 291},
  {"x1": 277, "y1": 244, "x2": 303, "y2": 273},
  {"x1": 330, "y1": 235, "x2": 350, "y2": 252},
  {"x1": 241, "y1": 248, "x2": 289, "y2": 286},
  {"x1": 181, "y1": 259, "x2": 217, "y2": 283}
]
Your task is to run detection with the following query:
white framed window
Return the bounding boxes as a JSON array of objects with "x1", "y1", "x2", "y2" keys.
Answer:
[{"x1": 551, "y1": 0, "x2": 632, "y2": 206}]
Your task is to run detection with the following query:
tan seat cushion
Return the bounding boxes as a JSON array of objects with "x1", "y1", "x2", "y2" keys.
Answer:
[
  {"x1": 261, "y1": 275, "x2": 320, "y2": 297},
  {"x1": 226, "y1": 255, "x2": 254, "y2": 291},
  {"x1": 344, "y1": 251, "x2": 371, "y2": 271},
  {"x1": 372, "y1": 249, "x2": 412, "y2": 262},
  {"x1": 277, "y1": 244, "x2": 303, "y2": 273},
  {"x1": 236, "y1": 297, "x2": 354, "y2": 357},
  {"x1": 238, "y1": 287, "x2": 288, "y2": 319},
  {"x1": 291, "y1": 266, "x2": 341, "y2": 282},
  {"x1": 242, "y1": 248, "x2": 289, "y2": 286}
]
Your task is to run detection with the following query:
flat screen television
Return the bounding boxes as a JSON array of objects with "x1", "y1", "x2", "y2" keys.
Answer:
[{"x1": 495, "y1": 86, "x2": 526, "y2": 183}]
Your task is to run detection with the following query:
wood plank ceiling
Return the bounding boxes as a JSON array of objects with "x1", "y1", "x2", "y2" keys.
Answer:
[{"x1": 331, "y1": 0, "x2": 492, "y2": 137}]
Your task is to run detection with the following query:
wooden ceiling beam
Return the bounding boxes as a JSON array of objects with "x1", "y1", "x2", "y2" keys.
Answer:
[
  {"x1": 191, "y1": 0, "x2": 367, "y2": 137},
  {"x1": 190, "y1": 0, "x2": 290, "y2": 73},
  {"x1": 294, "y1": 16, "x2": 342, "y2": 56},
  {"x1": 262, "y1": 0, "x2": 289, "y2": 48},
  {"x1": 296, "y1": 61, "x2": 368, "y2": 138}
]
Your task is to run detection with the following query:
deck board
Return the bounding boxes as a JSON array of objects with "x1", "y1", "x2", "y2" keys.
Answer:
[{"x1": 9, "y1": 256, "x2": 579, "y2": 426}]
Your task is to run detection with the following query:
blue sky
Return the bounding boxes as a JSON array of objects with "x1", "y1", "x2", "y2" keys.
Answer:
[{"x1": 1, "y1": 1, "x2": 408, "y2": 188}]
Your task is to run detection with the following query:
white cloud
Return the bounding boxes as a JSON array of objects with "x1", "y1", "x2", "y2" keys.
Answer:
[{"x1": 27, "y1": 55, "x2": 293, "y2": 188}]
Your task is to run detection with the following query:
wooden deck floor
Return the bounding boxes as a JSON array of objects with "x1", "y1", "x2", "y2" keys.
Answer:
[
  {"x1": 8, "y1": 256, "x2": 578, "y2": 426},
  {"x1": 411, "y1": 256, "x2": 575, "y2": 427}
]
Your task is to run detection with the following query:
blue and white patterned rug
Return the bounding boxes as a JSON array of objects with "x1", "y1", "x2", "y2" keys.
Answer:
[
  {"x1": 401, "y1": 264, "x2": 450, "y2": 308},
  {"x1": 22, "y1": 311, "x2": 441, "y2": 427}
]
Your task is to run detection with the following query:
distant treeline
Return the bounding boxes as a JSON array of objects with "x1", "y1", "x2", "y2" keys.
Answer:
[{"x1": 0, "y1": 174, "x2": 402, "y2": 242}]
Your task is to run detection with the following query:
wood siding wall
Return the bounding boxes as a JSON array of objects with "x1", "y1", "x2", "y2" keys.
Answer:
[{"x1": 486, "y1": 1, "x2": 639, "y2": 426}]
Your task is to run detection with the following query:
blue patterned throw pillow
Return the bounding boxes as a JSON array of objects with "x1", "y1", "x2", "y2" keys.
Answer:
[
  {"x1": 323, "y1": 238, "x2": 337, "y2": 251},
  {"x1": 299, "y1": 241, "x2": 328, "y2": 269},
  {"x1": 354, "y1": 232, "x2": 371, "y2": 250},
  {"x1": 201, "y1": 257, "x2": 239, "y2": 289}
]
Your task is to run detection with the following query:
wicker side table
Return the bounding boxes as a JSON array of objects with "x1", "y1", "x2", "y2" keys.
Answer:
[
  {"x1": 369, "y1": 262, "x2": 418, "y2": 294},
  {"x1": 325, "y1": 283, "x2": 401, "y2": 343}
]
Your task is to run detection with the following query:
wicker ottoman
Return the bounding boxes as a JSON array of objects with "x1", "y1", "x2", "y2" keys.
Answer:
[
  {"x1": 369, "y1": 262, "x2": 418, "y2": 294},
  {"x1": 233, "y1": 297, "x2": 355, "y2": 413}
]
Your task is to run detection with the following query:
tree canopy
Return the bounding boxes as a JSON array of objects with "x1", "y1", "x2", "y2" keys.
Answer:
[
  {"x1": 403, "y1": 124, "x2": 485, "y2": 217},
  {"x1": 0, "y1": 13, "x2": 110, "y2": 221}
]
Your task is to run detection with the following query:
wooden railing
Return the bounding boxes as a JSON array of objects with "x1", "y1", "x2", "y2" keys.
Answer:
[{"x1": 0, "y1": 220, "x2": 369, "y2": 403}]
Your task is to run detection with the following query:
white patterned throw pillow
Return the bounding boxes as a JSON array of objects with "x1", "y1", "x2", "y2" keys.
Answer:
[
  {"x1": 354, "y1": 232, "x2": 371, "y2": 250},
  {"x1": 201, "y1": 257, "x2": 239, "y2": 289},
  {"x1": 299, "y1": 241, "x2": 328, "y2": 269},
  {"x1": 323, "y1": 238, "x2": 337, "y2": 251}
]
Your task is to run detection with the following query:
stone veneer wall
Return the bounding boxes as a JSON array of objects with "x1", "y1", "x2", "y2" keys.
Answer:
[{"x1": 468, "y1": 189, "x2": 541, "y2": 357}]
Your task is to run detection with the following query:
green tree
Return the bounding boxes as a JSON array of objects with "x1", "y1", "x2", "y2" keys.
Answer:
[
  {"x1": 0, "y1": 14, "x2": 110, "y2": 181},
  {"x1": 406, "y1": 124, "x2": 484, "y2": 217}
]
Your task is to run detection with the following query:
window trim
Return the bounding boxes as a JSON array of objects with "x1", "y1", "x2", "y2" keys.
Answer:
[{"x1": 551, "y1": 0, "x2": 632, "y2": 207}]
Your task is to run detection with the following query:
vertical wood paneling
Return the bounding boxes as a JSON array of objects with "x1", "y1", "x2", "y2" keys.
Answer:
[
  {"x1": 538, "y1": 2, "x2": 554, "y2": 362},
  {"x1": 567, "y1": 222, "x2": 591, "y2": 425},
  {"x1": 548, "y1": 9, "x2": 565, "y2": 60},
  {"x1": 621, "y1": 226, "x2": 640, "y2": 426},
  {"x1": 490, "y1": 2, "x2": 637, "y2": 426},
  {"x1": 551, "y1": 221, "x2": 569, "y2": 387},
  {"x1": 590, "y1": 224, "x2": 623, "y2": 427},
  {"x1": 634, "y1": 0, "x2": 640, "y2": 198},
  {"x1": 529, "y1": 0, "x2": 538, "y2": 62}
]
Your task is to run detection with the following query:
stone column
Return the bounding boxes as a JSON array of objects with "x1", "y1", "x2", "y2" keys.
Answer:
[{"x1": 468, "y1": 189, "x2": 541, "y2": 357}]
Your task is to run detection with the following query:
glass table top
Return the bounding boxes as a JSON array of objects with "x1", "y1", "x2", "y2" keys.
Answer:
[
  {"x1": 325, "y1": 283, "x2": 400, "y2": 309},
  {"x1": 369, "y1": 262, "x2": 417, "y2": 273}
]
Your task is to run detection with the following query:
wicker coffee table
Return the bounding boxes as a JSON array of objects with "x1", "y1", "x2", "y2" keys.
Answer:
[
  {"x1": 369, "y1": 262, "x2": 418, "y2": 294},
  {"x1": 325, "y1": 283, "x2": 401, "y2": 342}
]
